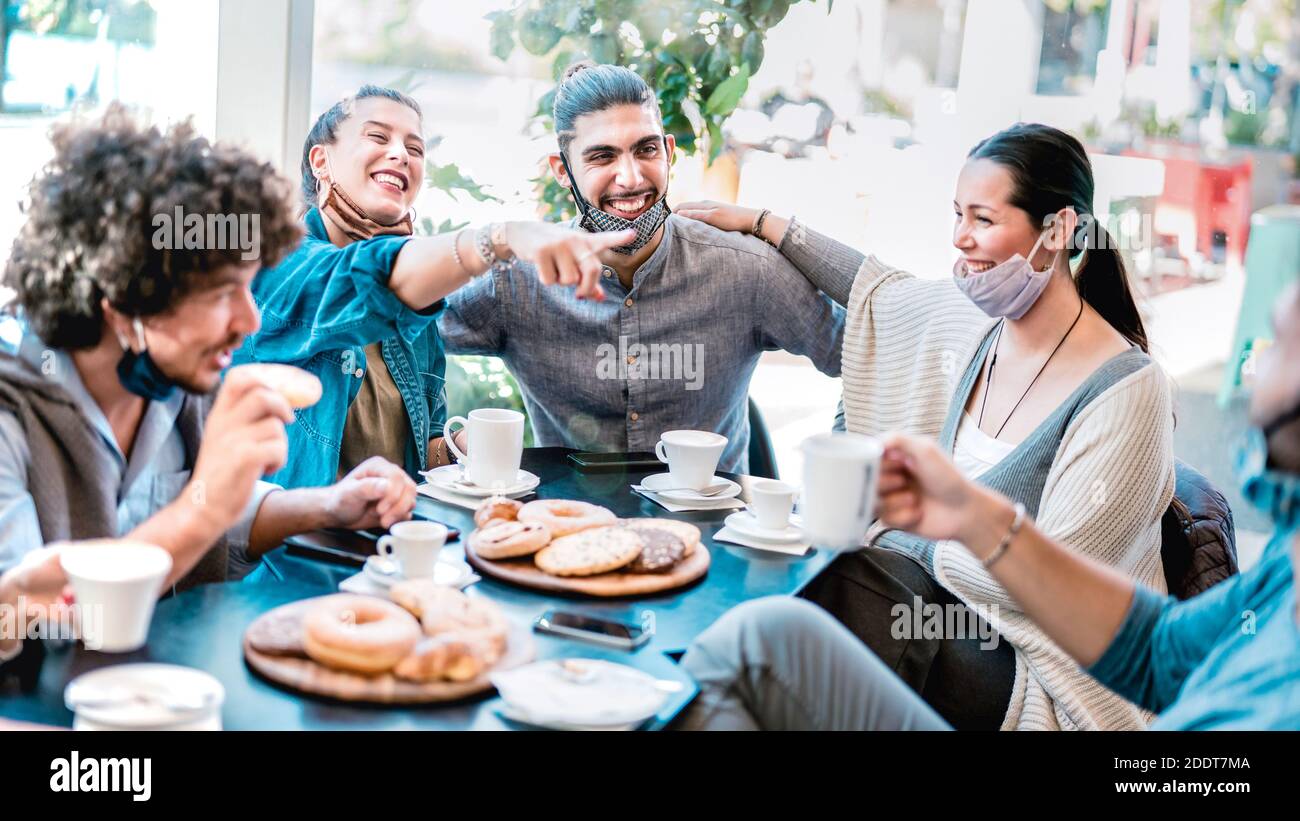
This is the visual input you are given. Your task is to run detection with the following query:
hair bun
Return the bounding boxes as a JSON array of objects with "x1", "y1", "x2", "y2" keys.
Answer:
[{"x1": 561, "y1": 60, "x2": 597, "y2": 84}]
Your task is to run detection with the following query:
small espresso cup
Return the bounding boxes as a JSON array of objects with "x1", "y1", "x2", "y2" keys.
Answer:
[
  {"x1": 444, "y1": 408, "x2": 525, "y2": 488},
  {"x1": 749, "y1": 479, "x2": 798, "y2": 530},
  {"x1": 799, "y1": 432, "x2": 882, "y2": 550},
  {"x1": 654, "y1": 430, "x2": 728, "y2": 490},
  {"x1": 376, "y1": 521, "x2": 448, "y2": 579}
]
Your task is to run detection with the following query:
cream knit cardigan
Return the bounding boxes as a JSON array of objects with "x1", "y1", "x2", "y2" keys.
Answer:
[{"x1": 841, "y1": 254, "x2": 1175, "y2": 731}]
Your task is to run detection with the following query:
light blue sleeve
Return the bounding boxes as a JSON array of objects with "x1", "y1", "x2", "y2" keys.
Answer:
[
  {"x1": 0, "y1": 410, "x2": 45, "y2": 573},
  {"x1": 1087, "y1": 542, "x2": 1278, "y2": 712}
]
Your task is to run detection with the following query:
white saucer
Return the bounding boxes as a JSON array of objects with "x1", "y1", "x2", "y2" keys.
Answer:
[
  {"x1": 420, "y1": 465, "x2": 540, "y2": 498},
  {"x1": 724, "y1": 511, "x2": 804, "y2": 543},
  {"x1": 363, "y1": 555, "x2": 473, "y2": 589},
  {"x1": 638, "y1": 473, "x2": 742, "y2": 503},
  {"x1": 491, "y1": 659, "x2": 669, "y2": 730}
]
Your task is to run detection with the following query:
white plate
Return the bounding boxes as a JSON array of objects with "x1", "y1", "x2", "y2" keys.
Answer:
[
  {"x1": 420, "y1": 465, "x2": 540, "y2": 498},
  {"x1": 724, "y1": 511, "x2": 804, "y2": 544},
  {"x1": 363, "y1": 555, "x2": 473, "y2": 589},
  {"x1": 638, "y1": 473, "x2": 741, "y2": 503},
  {"x1": 490, "y1": 659, "x2": 669, "y2": 729}
]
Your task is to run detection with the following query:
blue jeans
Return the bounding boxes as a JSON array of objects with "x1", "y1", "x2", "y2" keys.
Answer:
[{"x1": 679, "y1": 597, "x2": 952, "y2": 731}]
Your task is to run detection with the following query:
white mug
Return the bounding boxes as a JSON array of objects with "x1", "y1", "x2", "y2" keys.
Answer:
[
  {"x1": 59, "y1": 540, "x2": 172, "y2": 653},
  {"x1": 799, "y1": 433, "x2": 882, "y2": 549},
  {"x1": 655, "y1": 430, "x2": 727, "y2": 490},
  {"x1": 444, "y1": 408, "x2": 525, "y2": 488},
  {"x1": 376, "y1": 521, "x2": 449, "y2": 579},
  {"x1": 749, "y1": 479, "x2": 798, "y2": 530}
]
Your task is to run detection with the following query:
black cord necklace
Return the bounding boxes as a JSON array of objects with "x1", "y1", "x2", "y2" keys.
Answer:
[{"x1": 978, "y1": 297, "x2": 1086, "y2": 440}]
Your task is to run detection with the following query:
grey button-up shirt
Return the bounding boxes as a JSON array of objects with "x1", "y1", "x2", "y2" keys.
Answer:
[{"x1": 439, "y1": 215, "x2": 845, "y2": 472}]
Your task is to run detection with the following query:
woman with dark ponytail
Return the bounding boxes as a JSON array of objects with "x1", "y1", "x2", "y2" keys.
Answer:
[{"x1": 677, "y1": 123, "x2": 1174, "y2": 731}]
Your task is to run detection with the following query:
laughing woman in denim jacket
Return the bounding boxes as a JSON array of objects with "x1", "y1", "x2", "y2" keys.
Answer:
[{"x1": 234, "y1": 85, "x2": 634, "y2": 490}]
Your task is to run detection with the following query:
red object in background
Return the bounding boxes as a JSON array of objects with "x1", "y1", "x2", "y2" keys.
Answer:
[{"x1": 1122, "y1": 143, "x2": 1253, "y2": 265}]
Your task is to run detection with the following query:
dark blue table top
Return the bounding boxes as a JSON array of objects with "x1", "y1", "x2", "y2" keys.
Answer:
[{"x1": 1, "y1": 448, "x2": 837, "y2": 730}]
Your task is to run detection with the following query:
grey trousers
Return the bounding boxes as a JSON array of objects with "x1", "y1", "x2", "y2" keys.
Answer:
[{"x1": 678, "y1": 597, "x2": 953, "y2": 731}]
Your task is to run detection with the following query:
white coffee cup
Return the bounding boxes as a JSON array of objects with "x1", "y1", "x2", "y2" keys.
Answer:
[
  {"x1": 799, "y1": 433, "x2": 882, "y2": 549},
  {"x1": 749, "y1": 479, "x2": 798, "y2": 530},
  {"x1": 654, "y1": 430, "x2": 728, "y2": 490},
  {"x1": 376, "y1": 520, "x2": 449, "y2": 579},
  {"x1": 444, "y1": 408, "x2": 525, "y2": 488},
  {"x1": 59, "y1": 540, "x2": 172, "y2": 653}
]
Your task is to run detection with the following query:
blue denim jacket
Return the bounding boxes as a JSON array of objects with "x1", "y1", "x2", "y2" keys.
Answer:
[{"x1": 232, "y1": 209, "x2": 447, "y2": 488}]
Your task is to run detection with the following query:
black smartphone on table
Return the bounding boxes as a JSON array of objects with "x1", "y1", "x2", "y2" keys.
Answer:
[
  {"x1": 283, "y1": 510, "x2": 460, "y2": 567},
  {"x1": 534, "y1": 609, "x2": 652, "y2": 650},
  {"x1": 567, "y1": 451, "x2": 662, "y2": 473}
]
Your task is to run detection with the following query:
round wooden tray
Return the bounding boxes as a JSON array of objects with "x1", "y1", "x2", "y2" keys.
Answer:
[
  {"x1": 464, "y1": 540, "x2": 711, "y2": 597},
  {"x1": 242, "y1": 598, "x2": 535, "y2": 705}
]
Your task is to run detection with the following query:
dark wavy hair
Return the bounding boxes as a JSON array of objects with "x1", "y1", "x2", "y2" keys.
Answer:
[
  {"x1": 3, "y1": 103, "x2": 302, "y2": 350},
  {"x1": 968, "y1": 123, "x2": 1148, "y2": 352},
  {"x1": 299, "y1": 84, "x2": 423, "y2": 207}
]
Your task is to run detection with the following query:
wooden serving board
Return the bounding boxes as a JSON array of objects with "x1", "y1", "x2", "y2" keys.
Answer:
[
  {"x1": 242, "y1": 599, "x2": 535, "y2": 704},
  {"x1": 464, "y1": 540, "x2": 711, "y2": 597}
]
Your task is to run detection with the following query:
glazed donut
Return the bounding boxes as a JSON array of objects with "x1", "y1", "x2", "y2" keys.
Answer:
[
  {"x1": 301, "y1": 594, "x2": 421, "y2": 675},
  {"x1": 517, "y1": 499, "x2": 616, "y2": 538},
  {"x1": 473, "y1": 496, "x2": 523, "y2": 528},
  {"x1": 469, "y1": 519, "x2": 552, "y2": 559}
]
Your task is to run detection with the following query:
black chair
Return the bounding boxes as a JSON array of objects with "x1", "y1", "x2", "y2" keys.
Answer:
[
  {"x1": 1161, "y1": 459, "x2": 1239, "y2": 599},
  {"x1": 747, "y1": 397, "x2": 780, "y2": 480}
]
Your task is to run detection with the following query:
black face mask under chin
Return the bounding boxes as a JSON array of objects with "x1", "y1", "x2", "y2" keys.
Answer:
[
  {"x1": 115, "y1": 319, "x2": 177, "y2": 401},
  {"x1": 559, "y1": 152, "x2": 670, "y2": 255}
]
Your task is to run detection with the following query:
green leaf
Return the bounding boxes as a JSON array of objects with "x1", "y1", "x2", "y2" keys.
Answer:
[
  {"x1": 489, "y1": 13, "x2": 515, "y2": 61},
  {"x1": 519, "y1": 10, "x2": 563, "y2": 55},
  {"x1": 589, "y1": 32, "x2": 619, "y2": 65},
  {"x1": 704, "y1": 63, "x2": 750, "y2": 117},
  {"x1": 425, "y1": 161, "x2": 503, "y2": 204},
  {"x1": 741, "y1": 31, "x2": 765, "y2": 71}
]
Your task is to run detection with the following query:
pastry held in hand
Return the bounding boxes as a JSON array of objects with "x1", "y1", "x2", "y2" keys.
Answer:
[{"x1": 227, "y1": 363, "x2": 323, "y2": 409}]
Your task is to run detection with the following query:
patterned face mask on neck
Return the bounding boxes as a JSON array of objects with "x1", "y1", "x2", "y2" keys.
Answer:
[{"x1": 559, "y1": 151, "x2": 670, "y2": 255}]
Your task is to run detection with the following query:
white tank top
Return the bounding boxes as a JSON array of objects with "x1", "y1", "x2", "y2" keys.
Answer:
[{"x1": 953, "y1": 412, "x2": 1017, "y2": 479}]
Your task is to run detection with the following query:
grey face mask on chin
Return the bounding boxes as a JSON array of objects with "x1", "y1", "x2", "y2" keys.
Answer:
[{"x1": 560, "y1": 152, "x2": 671, "y2": 255}]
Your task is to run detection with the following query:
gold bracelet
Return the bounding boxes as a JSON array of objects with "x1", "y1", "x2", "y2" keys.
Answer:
[{"x1": 982, "y1": 502, "x2": 1026, "y2": 569}]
